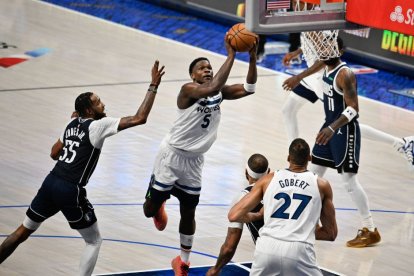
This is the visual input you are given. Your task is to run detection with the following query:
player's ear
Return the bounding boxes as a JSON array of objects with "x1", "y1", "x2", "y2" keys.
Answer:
[
  {"x1": 86, "y1": 107, "x2": 94, "y2": 117},
  {"x1": 308, "y1": 155, "x2": 312, "y2": 161}
]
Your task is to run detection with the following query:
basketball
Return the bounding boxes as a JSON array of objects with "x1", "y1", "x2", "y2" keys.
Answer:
[{"x1": 227, "y1": 23, "x2": 257, "y2": 52}]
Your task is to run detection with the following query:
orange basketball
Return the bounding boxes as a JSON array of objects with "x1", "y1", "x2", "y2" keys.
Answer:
[{"x1": 227, "y1": 23, "x2": 257, "y2": 52}]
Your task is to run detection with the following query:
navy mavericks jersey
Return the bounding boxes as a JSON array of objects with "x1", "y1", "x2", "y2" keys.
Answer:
[
  {"x1": 322, "y1": 62, "x2": 358, "y2": 125},
  {"x1": 52, "y1": 118, "x2": 100, "y2": 186},
  {"x1": 244, "y1": 185, "x2": 264, "y2": 243}
]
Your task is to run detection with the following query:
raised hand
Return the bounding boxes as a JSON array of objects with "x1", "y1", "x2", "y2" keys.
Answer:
[
  {"x1": 151, "y1": 60, "x2": 165, "y2": 87},
  {"x1": 224, "y1": 32, "x2": 236, "y2": 56},
  {"x1": 248, "y1": 35, "x2": 259, "y2": 58},
  {"x1": 282, "y1": 75, "x2": 301, "y2": 91}
]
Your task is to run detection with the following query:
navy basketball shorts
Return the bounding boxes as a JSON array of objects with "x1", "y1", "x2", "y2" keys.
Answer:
[
  {"x1": 26, "y1": 173, "x2": 97, "y2": 229},
  {"x1": 312, "y1": 121, "x2": 361, "y2": 173}
]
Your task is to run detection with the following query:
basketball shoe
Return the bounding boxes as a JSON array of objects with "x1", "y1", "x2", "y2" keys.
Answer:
[
  {"x1": 171, "y1": 255, "x2": 190, "y2": 276},
  {"x1": 290, "y1": 55, "x2": 302, "y2": 65},
  {"x1": 346, "y1": 228, "x2": 381, "y2": 248},
  {"x1": 153, "y1": 201, "x2": 168, "y2": 231},
  {"x1": 394, "y1": 136, "x2": 414, "y2": 169}
]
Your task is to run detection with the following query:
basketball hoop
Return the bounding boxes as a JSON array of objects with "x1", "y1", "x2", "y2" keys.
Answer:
[
  {"x1": 301, "y1": 30, "x2": 340, "y2": 62},
  {"x1": 293, "y1": 0, "x2": 341, "y2": 61}
]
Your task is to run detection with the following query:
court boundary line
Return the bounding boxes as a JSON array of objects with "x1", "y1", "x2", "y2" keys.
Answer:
[
  {"x1": 1, "y1": 203, "x2": 413, "y2": 215},
  {"x1": 0, "y1": 74, "x2": 277, "y2": 93},
  {"x1": 93, "y1": 263, "x2": 246, "y2": 275}
]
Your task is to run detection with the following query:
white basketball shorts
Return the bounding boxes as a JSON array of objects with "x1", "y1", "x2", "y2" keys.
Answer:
[
  {"x1": 152, "y1": 140, "x2": 204, "y2": 195},
  {"x1": 250, "y1": 236, "x2": 322, "y2": 276}
]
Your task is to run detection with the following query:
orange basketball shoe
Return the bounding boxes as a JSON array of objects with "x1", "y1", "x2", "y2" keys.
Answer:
[
  {"x1": 346, "y1": 228, "x2": 381, "y2": 248},
  {"x1": 153, "y1": 202, "x2": 168, "y2": 231},
  {"x1": 171, "y1": 255, "x2": 190, "y2": 276}
]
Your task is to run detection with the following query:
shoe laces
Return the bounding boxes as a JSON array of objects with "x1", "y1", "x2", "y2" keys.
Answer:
[
  {"x1": 395, "y1": 139, "x2": 414, "y2": 165},
  {"x1": 356, "y1": 228, "x2": 370, "y2": 237},
  {"x1": 404, "y1": 141, "x2": 414, "y2": 163}
]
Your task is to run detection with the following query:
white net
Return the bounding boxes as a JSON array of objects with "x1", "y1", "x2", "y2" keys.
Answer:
[
  {"x1": 293, "y1": 0, "x2": 340, "y2": 61},
  {"x1": 301, "y1": 30, "x2": 340, "y2": 62},
  {"x1": 293, "y1": 0, "x2": 318, "y2": 12}
]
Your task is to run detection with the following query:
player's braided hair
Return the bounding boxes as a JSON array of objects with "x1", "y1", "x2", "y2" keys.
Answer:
[
  {"x1": 289, "y1": 138, "x2": 310, "y2": 166},
  {"x1": 248, "y1": 154, "x2": 269, "y2": 174},
  {"x1": 189, "y1": 57, "x2": 210, "y2": 75},
  {"x1": 75, "y1": 92, "x2": 93, "y2": 117}
]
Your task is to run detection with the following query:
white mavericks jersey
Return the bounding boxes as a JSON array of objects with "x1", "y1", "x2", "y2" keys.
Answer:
[
  {"x1": 259, "y1": 169, "x2": 322, "y2": 245},
  {"x1": 166, "y1": 92, "x2": 222, "y2": 153}
]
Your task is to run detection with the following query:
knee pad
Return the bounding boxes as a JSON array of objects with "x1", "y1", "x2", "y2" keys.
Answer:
[{"x1": 23, "y1": 216, "x2": 41, "y2": 231}]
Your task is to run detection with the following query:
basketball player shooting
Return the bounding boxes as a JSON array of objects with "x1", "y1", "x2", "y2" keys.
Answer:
[{"x1": 142, "y1": 33, "x2": 258, "y2": 276}]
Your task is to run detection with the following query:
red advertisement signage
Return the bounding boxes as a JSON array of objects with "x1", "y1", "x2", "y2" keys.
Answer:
[{"x1": 346, "y1": 0, "x2": 414, "y2": 36}]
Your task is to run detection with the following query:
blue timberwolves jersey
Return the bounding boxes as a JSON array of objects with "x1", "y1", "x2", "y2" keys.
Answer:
[
  {"x1": 52, "y1": 118, "x2": 101, "y2": 186},
  {"x1": 322, "y1": 62, "x2": 358, "y2": 124}
]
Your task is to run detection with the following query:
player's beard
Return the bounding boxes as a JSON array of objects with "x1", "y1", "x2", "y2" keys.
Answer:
[
  {"x1": 95, "y1": 112, "x2": 106, "y2": 120},
  {"x1": 324, "y1": 57, "x2": 340, "y2": 66}
]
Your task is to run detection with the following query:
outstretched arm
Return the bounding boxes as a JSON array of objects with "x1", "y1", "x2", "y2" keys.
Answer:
[
  {"x1": 282, "y1": 60, "x2": 325, "y2": 91},
  {"x1": 316, "y1": 67, "x2": 358, "y2": 145},
  {"x1": 117, "y1": 60, "x2": 165, "y2": 131},
  {"x1": 206, "y1": 227, "x2": 243, "y2": 276},
  {"x1": 228, "y1": 173, "x2": 273, "y2": 223},
  {"x1": 282, "y1": 48, "x2": 302, "y2": 66}
]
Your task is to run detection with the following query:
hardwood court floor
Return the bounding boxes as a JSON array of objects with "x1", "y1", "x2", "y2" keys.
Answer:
[{"x1": 0, "y1": 1, "x2": 413, "y2": 275}]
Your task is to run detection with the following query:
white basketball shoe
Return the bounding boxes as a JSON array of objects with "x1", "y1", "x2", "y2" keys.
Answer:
[{"x1": 394, "y1": 136, "x2": 414, "y2": 170}]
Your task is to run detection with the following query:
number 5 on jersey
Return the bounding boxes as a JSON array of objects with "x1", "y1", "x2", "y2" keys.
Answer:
[{"x1": 201, "y1": 114, "x2": 211, "y2": 128}]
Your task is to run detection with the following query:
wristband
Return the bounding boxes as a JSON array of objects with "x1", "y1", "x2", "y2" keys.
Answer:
[
  {"x1": 328, "y1": 126, "x2": 335, "y2": 133},
  {"x1": 342, "y1": 106, "x2": 357, "y2": 121},
  {"x1": 244, "y1": 82, "x2": 256, "y2": 93},
  {"x1": 148, "y1": 85, "x2": 157, "y2": 93}
]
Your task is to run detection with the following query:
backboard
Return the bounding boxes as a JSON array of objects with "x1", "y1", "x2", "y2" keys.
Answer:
[{"x1": 245, "y1": 0, "x2": 359, "y2": 34}]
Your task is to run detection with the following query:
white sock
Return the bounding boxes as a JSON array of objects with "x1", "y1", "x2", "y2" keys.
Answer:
[
  {"x1": 362, "y1": 216, "x2": 376, "y2": 232},
  {"x1": 179, "y1": 233, "x2": 193, "y2": 263},
  {"x1": 281, "y1": 93, "x2": 307, "y2": 143},
  {"x1": 340, "y1": 173, "x2": 375, "y2": 231},
  {"x1": 77, "y1": 223, "x2": 103, "y2": 276},
  {"x1": 360, "y1": 124, "x2": 402, "y2": 146}
]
